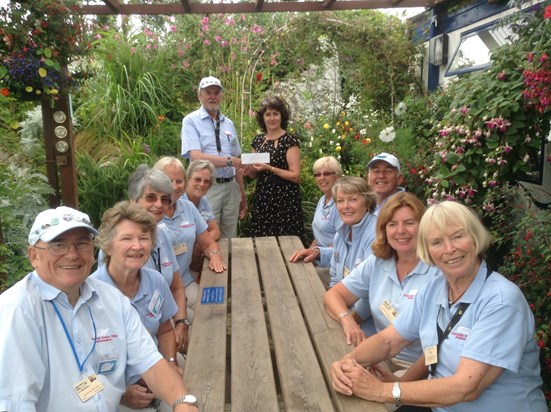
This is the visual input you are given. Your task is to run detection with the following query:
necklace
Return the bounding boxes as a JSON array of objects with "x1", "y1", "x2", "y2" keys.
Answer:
[
  {"x1": 448, "y1": 284, "x2": 468, "y2": 305},
  {"x1": 396, "y1": 259, "x2": 418, "y2": 280}
]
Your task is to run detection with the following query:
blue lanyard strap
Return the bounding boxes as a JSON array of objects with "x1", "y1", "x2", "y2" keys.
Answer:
[{"x1": 50, "y1": 300, "x2": 97, "y2": 372}]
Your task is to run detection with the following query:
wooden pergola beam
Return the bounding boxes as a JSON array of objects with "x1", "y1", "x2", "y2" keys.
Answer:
[{"x1": 80, "y1": 0, "x2": 440, "y2": 15}]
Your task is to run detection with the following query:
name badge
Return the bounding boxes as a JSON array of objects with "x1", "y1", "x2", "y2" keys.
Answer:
[
  {"x1": 97, "y1": 355, "x2": 117, "y2": 375},
  {"x1": 173, "y1": 243, "x2": 188, "y2": 255},
  {"x1": 379, "y1": 299, "x2": 398, "y2": 322},
  {"x1": 425, "y1": 345, "x2": 438, "y2": 366},
  {"x1": 148, "y1": 289, "x2": 164, "y2": 317},
  {"x1": 343, "y1": 266, "x2": 350, "y2": 277},
  {"x1": 74, "y1": 374, "x2": 103, "y2": 402}
]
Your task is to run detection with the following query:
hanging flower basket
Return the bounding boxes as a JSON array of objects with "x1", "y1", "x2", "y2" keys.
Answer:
[{"x1": 0, "y1": 0, "x2": 88, "y2": 101}]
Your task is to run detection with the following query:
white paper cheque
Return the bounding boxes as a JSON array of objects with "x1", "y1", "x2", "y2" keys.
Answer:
[{"x1": 241, "y1": 152, "x2": 270, "y2": 164}]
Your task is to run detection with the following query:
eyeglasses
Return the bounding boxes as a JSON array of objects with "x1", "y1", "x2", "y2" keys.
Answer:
[
  {"x1": 142, "y1": 193, "x2": 172, "y2": 206},
  {"x1": 192, "y1": 177, "x2": 212, "y2": 185},
  {"x1": 34, "y1": 240, "x2": 94, "y2": 256},
  {"x1": 313, "y1": 171, "x2": 336, "y2": 178}
]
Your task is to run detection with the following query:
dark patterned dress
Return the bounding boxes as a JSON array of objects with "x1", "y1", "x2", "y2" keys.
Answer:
[{"x1": 250, "y1": 131, "x2": 305, "y2": 242}]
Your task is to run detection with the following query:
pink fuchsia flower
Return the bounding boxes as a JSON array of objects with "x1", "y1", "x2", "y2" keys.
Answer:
[
  {"x1": 225, "y1": 17, "x2": 235, "y2": 25},
  {"x1": 540, "y1": 53, "x2": 548, "y2": 63},
  {"x1": 497, "y1": 71, "x2": 507, "y2": 81},
  {"x1": 485, "y1": 117, "x2": 511, "y2": 133},
  {"x1": 203, "y1": 39, "x2": 211, "y2": 45},
  {"x1": 221, "y1": 40, "x2": 228, "y2": 47},
  {"x1": 182, "y1": 60, "x2": 190, "y2": 69},
  {"x1": 214, "y1": 35, "x2": 222, "y2": 42},
  {"x1": 178, "y1": 49, "x2": 184, "y2": 57},
  {"x1": 502, "y1": 145, "x2": 513, "y2": 154},
  {"x1": 460, "y1": 106, "x2": 469, "y2": 115},
  {"x1": 251, "y1": 24, "x2": 263, "y2": 34},
  {"x1": 455, "y1": 147, "x2": 465, "y2": 155},
  {"x1": 170, "y1": 25, "x2": 177, "y2": 32},
  {"x1": 488, "y1": 180, "x2": 499, "y2": 187},
  {"x1": 184, "y1": 43, "x2": 191, "y2": 49}
]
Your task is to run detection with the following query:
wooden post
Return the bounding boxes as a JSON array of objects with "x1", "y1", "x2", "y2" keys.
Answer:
[{"x1": 41, "y1": 95, "x2": 79, "y2": 208}]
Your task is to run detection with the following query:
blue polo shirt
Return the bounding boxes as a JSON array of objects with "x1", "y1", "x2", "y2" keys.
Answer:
[
  {"x1": 161, "y1": 198, "x2": 208, "y2": 287},
  {"x1": 181, "y1": 106, "x2": 241, "y2": 179},
  {"x1": 182, "y1": 192, "x2": 216, "y2": 223},
  {"x1": 312, "y1": 195, "x2": 341, "y2": 267},
  {"x1": 342, "y1": 256, "x2": 440, "y2": 363},
  {"x1": 393, "y1": 261, "x2": 546, "y2": 412},
  {"x1": 0, "y1": 272, "x2": 162, "y2": 411},
  {"x1": 327, "y1": 212, "x2": 376, "y2": 287}
]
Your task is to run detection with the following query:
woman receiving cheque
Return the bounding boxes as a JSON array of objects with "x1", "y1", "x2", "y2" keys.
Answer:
[{"x1": 330, "y1": 201, "x2": 546, "y2": 412}]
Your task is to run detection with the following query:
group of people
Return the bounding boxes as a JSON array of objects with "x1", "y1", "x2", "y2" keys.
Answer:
[{"x1": 0, "y1": 75, "x2": 547, "y2": 412}]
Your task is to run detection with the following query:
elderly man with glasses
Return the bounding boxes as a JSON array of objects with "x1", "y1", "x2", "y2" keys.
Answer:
[
  {"x1": 181, "y1": 76, "x2": 247, "y2": 239},
  {"x1": 0, "y1": 206, "x2": 198, "y2": 412}
]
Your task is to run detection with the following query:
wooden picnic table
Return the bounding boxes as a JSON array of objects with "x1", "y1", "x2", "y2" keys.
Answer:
[{"x1": 183, "y1": 236, "x2": 387, "y2": 412}]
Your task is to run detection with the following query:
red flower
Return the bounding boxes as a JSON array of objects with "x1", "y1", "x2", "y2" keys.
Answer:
[
  {"x1": 538, "y1": 340, "x2": 545, "y2": 349},
  {"x1": 1, "y1": 88, "x2": 9, "y2": 97},
  {"x1": 256, "y1": 72, "x2": 262, "y2": 82},
  {"x1": 544, "y1": 5, "x2": 551, "y2": 19}
]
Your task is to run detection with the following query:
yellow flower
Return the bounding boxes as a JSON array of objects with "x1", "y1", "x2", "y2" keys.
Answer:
[
  {"x1": 336, "y1": 146, "x2": 342, "y2": 152},
  {"x1": 344, "y1": 121, "x2": 349, "y2": 127},
  {"x1": 25, "y1": 86, "x2": 33, "y2": 92},
  {"x1": 323, "y1": 123, "x2": 330, "y2": 129},
  {"x1": 49, "y1": 88, "x2": 59, "y2": 95},
  {"x1": 341, "y1": 111, "x2": 346, "y2": 117},
  {"x1": 38, "y1": 68, "x2": 48, "y2": 78},
  {"x1": 336, "y1": 121, "x2": 341, "y2": 126}
]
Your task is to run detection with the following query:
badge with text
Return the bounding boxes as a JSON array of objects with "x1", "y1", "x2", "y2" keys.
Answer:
[
  {"x1": 97, "y1": 355, "x2": 117, "y2": 375},
  {"x1": 74, "y1": 374, "x2": 103, "y2": 402},
  {"x1": 424, "y1": 345, "x2": 438, "y2": 366},
  {"x1": 201, "y1": 286, "x2": 225, "y2": 304},
  {"x1": 148, "y1": 289, "x2": 164, "y2": 317},
  {"x1": 379, "y1": 299, "x2": 398, "y2": 322},
  {"x1": 173, "y1": 243, "x2": 188, "y2": 255}
]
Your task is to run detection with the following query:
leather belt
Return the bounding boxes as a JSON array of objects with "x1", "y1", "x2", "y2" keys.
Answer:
[{"x1": 215, "y1": 177, "x2": 234, "y2": 183}]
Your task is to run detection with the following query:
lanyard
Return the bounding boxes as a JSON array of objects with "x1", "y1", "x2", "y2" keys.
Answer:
[
  {"x1": 429, "y1": 265, "x2": 492, "y2": 377},
  {"x1": 152, "y1": 247, "x2": 161, "y2": 272},
  {"x1": 50, "y1": 300, "x2": 97, "y2": 372}
]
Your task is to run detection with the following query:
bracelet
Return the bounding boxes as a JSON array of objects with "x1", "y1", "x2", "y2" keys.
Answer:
[
  {"x1": 338, "y1": 311, "x2": 351, "y2": 319},
  {"x1": 167, "y1": 357, "x2": 177, "y2": 363},
  {"x1": 209, "y1": 250, "x2": 221, "y2": 256}
]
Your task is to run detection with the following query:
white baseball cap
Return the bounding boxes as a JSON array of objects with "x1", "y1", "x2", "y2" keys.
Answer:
[
  {"x1": 367, "y1": 152, "x2": 401, "y2": 172},
  {"x1": 29, "y1": 206, "x2": 98, "y2": 246},
  {"x1": 198, "y1": 76, "x2": 223, "y2": 90}
]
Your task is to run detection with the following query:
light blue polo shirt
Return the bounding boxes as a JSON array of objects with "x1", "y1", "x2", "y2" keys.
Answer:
[
  {"x1": 0, "y1": 272, "x2": 162, "y2": 411},
  {"x1": 393, "y1": 261, "x2": 546, "y2": 412},
  {"x1": 91, "y1": 266, "x2": 177, "y2": 347},
  {"x1": 342, "y1": 256, "x2": 440, "y2": 363},
  {"x1": 312, "y1": 195, "x2": 341, "y2": 266},
  {"x1": 181, "y1": 106, "x2": 241, "y2": 179},
  {"x1": 182, "y1": 192, "x2": 216, "y2": 223},
  {"x1": 161, "y1": 198, "x2": 208, "y2": 287},
  {"x1": 327, "y1": 212, "x2": 376, "y2": 287}
]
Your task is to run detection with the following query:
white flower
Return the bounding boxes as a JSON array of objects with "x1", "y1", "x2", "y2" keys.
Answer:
[
  {"x1": 394, "y1": 102, "x2": 407, "y2": 116},
  {"x1": 379, "y1": 126, "x2": 396, "y2": 142}
]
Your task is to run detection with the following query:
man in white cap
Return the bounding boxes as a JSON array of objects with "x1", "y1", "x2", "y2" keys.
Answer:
[
  {"x1": 181, "y1": 76, "x2": 247, "y2": 239},
  {"x1": 0, "y1": 206, "x2": 198, "y2": 412},
  {"x1": 366, "y1": 152, "x2": 405, "y2": 216}
]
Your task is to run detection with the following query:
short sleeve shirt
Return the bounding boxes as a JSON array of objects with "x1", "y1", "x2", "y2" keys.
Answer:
[
  {"x1": 393, "y1": 261, "x2": 546, "y2": 412},
  {"x1": 312, "y1": 195, "x2": 341, "y2": 266},
  {"x1": 161, "y1": 198, "x2": 208, "y2": 287},
  {"x1": 181, "y1": 106, "x2": 241, "y2": 179},
  {"x1": 182, "y1": 192, "x2": 216, "y2": 223},
  {"x1": 342, "y1": 256, "x2": 440, "y2": 363},
  {"x1": 0, "y1": 272, "x2": 162, "y2": 411}
]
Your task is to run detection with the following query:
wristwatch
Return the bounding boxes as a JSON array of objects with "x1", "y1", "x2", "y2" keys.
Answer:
[
  {"x1": 392, "y1": 381, "x2": 402, "y2": 408},
  {"x1": 174, "y1": 318, "x2": 190, "y2": 327},
  {"x1": 172, "y1": 394, "x2": 197, "y2": 409},
  {"x1": 226, "y1": 156, "x2": 233, "y2": 166}
]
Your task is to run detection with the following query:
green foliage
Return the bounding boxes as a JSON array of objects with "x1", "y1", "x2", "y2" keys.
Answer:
[
  {"x1": 76, "y1": 136, "x2": 152, "y2": 227},
  {"x1": 497, "y1": 195, "x2": 551, "y2": 400}
]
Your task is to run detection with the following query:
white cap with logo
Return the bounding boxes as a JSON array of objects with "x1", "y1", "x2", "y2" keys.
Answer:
[
  {"x1": 28, "y1": 206, "x2": 98, "y2": 246},
  {"x1": 198, "y1": 76, "x2": 223, "y2": 90},
  {"x1": 367, "y1": 152, "x2": 401, "y2": 172}
]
